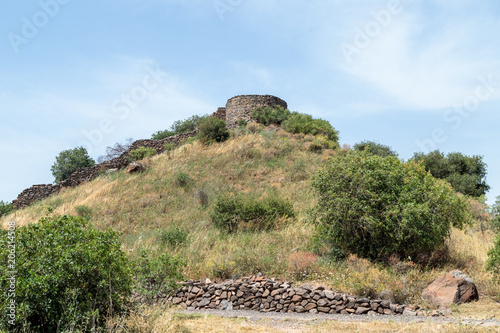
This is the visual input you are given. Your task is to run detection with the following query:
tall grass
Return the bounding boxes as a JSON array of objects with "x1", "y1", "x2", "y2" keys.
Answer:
[{"x1": 1, "y1": 130, "x2": 498, "y2": 311}]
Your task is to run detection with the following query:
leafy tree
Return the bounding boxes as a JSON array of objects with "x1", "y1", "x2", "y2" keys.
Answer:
[
  {"x1": 151, "y1": 114, "x2": 209, "y2": 140},
  {"x1": 0, "y1": 215, "x2": 132, "y2": 332},
  {"x1": 50, "y1": 146, "x2": 95, "y2": 183},
  {"x1": 0, "y1": 201, "x2": 13, "y2": 217},
  {"x1": 311, "y1": 151, "x2": 470, "y2": 261},
  {"x1": 412, "y1": 151, "x2": 489, "y2": 197},
  {"x1": 353, "y1": 140, "x2": 398, "y2": 158},
  {"x1": 97, "y1": 138, "x2": 133, "y2": 163},
  {"x1": 198, "y1": 117, "x2": 229, "y2": 145}
]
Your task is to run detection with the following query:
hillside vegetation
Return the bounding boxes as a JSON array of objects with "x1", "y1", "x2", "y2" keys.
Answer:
[{"x1": 1, "y1": 117, "x2": 499, "y2": 330}]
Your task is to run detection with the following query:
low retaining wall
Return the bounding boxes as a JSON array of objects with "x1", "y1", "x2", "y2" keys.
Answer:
[{"x1": 169, "y1": 276, "x2": 432, "y2": 317}]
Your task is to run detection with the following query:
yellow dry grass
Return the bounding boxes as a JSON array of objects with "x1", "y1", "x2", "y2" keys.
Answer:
[
  {"x1": 109, "y1": 306, "x2": 499, "y2": 333},
  {"x1": 1, "y1": 128, "x2": 499, "y2": 317}
]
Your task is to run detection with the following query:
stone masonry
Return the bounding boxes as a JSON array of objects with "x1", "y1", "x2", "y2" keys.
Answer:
[
  {"x1": 168, "y1": 276, "x2": 434, "y2": 317},
  {"x1": 225, "y1": 95, "x2": 288, "y2": 128},
  {"x1": 12, "y1": 95, "x2": 288, "y2": 209}
]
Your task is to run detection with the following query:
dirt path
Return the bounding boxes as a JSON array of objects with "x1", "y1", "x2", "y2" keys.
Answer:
[{"x1": 180, "y1": 308, "x2": 500, "y2": 331}]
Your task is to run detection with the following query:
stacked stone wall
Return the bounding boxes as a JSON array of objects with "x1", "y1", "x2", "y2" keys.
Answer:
[
  {"x1": 13, "y1": 130, "x2": 198, "y2": 209},
  {"x1": 12, "y1": 96, "x2": 288, "y2": 209},
  {"x1": 225, "y1": 95, "x2": 287, "y2": 128},
  {"x1": 169, "y1": 276, "x2": 430, "y2": 317}
]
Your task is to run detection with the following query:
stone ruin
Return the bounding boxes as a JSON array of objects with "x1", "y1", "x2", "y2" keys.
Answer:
[
  {"x1": 165, "y1": 276, "x2": 437, "y2": 317},
  {"x1": 12, "y1": 95, "x2": 288, "y2": 209}
]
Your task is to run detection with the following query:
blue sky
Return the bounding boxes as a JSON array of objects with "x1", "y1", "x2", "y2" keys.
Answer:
[{"x1": 1, "y1": 0, "x2": 499, "y2": 205}]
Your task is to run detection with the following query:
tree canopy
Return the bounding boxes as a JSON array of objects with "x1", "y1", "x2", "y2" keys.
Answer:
[
  {"x1": 50, "y1": 146, "x2": 95, "y2": 183},
  {"x1": 412, "y1": 150, "x2": 489, "y2": 197}
]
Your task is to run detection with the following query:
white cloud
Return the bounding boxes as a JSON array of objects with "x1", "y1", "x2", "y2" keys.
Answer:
[{"x1": 332, "y1": 3, "x2": 500, "y2": 110}]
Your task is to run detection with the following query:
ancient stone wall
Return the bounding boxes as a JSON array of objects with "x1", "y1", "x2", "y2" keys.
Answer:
[
  {"x1": 212, "y1": 107, "x2": 226, "y2": 121},
  {"x1": 12, "y1": 96, "x2": 289, "y2": 209},
  {"x1": 169, "y1": 276, "x2": 429, "y2": 317},
  {"x1": 12, "y1": 184, "x2": 62, "y2": 210},
  {"x1": 12, "y1": 130, "x2": 199, "y2": 209},
  {"x1": 225, "y1": 95, "x2": 288, "y2": 128}
]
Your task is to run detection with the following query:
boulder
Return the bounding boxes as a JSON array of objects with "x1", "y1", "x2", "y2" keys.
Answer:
[
  {"x1": 422, "y1": 270, "x2": 479, "y2": 307},
  {"x1": 126, "y1": 162, "x2": 145, "y2": 174}
]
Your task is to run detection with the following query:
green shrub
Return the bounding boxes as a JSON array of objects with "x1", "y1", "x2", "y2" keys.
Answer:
[
  {"x1": 307, "y1": 141, "x2": 323, "y2": 153},
  {"x1": 151, "y1": 114, "x2": 208, "y2": 140},
  {"x1": 282, "y1": 112, "x2": 339, "y2": 143},
  {"x1": 128, "y1": 146, "x2": 157, "y2": 161},
  {"x1": 132, "y1": 250, "x2": 185, "y2": 303},
  {"x1": 175, "y1": 171, "x2": 193, "y2": 188},
  {"x1": 0, "y1": 215, "x2": 132, "y2": 331},
  {"x1": 50, "y1": 146, "x2": 95, "y2": 183},
  {"x1": 211, "y1": 193, "x2": 295, "y2": 233},
  {"x1": 487, "y1": 234, "x2": 500, "y2": 281},
  {"x1": 164, "y1": 142, "x2": 175, "y2": 153},
  {"x1": 238, "y1": 119, "x2": 248, "y2": 127},
  {"x1": 311, "y1": 151, "x2": 470, "y2": 261},
  {"x1": 75, "y1": 205, "x2": 92, "y2": 219},
  {"x1": 159, "y1": 226, "x2": 189, "y2": 249},
  {"x1": 489, "y1": 195, "x2": 500, "y2": 232},
  {"x1": 0, "y1": 201, "x2": 13, "y2": 218},
  {"x1": 198, "y1": 117, "x2": 229, "y2": 145},
  {"x1": 353, "y1": 140, "x2": 398, "y2": 158},
  {"x1": 251, "y1": 105, "x2": 291, "y2": 126}
]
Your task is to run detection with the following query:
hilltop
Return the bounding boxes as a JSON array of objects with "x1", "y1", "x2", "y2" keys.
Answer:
[{"x1": 1, "y1": 103, "x2": 499, "y2": 331}]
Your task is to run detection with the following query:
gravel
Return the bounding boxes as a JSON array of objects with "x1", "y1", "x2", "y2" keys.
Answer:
[{"x1": 180, "y1": 308, "x2": 500, "y2": 329}]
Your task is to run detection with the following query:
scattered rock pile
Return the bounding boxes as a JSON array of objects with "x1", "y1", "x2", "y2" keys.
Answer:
[{"x1": 169, "y1": 276, "x2": 437, "y2": 317}]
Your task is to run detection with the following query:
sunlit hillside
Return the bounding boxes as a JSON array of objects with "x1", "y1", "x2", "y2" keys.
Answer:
[{"x1": 1, "y1": 126, "x2": 498, "y2": 318}]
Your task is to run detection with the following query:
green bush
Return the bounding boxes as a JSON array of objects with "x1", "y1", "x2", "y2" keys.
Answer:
[
  {"x1": 151, "y1": 114, "x2": 208, "y2": 140},
  {"x1": 175, "y1": 171, "x2": 193, "y2": 188},
  {"x1": 490, "y1": 195, "x2": 500, "y2": 232},
  {"x1": 487, "y1": 234, "x2": 500, "y2": 281},
  {"x1": 198, "y1": 117, "x2": 229, "y2": 145},
  {"x1": 164, "y1": 142, "x2": 175, "y2": 153},
  {"x1": 75, "y1": 205, "x2": 92, "y2": 219},
  {"x1": 132, "y1": 250, "x2": 185, "y2": 303},
  {"x1": 0, "y1": 201, "x2": 13, "y2": 218},
  {"x1": 251, "y1": 105, "x2": 291, "y2": 126},
  {"x1": 354, "y1": 140, "x2": 398, "y2": 158},
  {"x1": 50, "y1": 146, "x2": 95, "y2": 183},
  {"x1": 211, "y1": 193, "x2": 295, "y2": 233},
  {"x1": 0, "y1": 215, "x2": 132, "y2": 331},
  {"x1": 159, "y1": 226, "x2": 189, "y2": 249},
  {"x1": 311, "y1": 151, "x2": 470, "y2": 261},
  {"x1": 282, "y1": 112, "x2": 339, "y2": 144},
  {"x1": 412, "y1": 150, "x2": 489, "y2": 197},
  {"x1": 128, "y1": 146, "x2": 157, "y2": 161}
]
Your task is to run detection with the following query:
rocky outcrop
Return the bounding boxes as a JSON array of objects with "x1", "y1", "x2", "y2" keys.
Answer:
[
  {"x1": 422, "y1": 270, "x2": 479, "y2": 307},
  {"x1": 168, "y1": 276, "x2": 438, "y2": 317},
  {"x1": 126, "y1": 162, "x2": 145, "y2": 174}
]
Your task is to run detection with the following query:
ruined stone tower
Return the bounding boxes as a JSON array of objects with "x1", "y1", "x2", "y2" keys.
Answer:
[{"x1": 222, "y1": 95, "x2": 288, "y2": 128}]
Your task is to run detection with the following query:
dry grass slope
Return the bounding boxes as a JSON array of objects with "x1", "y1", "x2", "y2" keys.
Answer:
[{"x1": 1, "y1": 127, "x2": 499, "y2": 319}]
